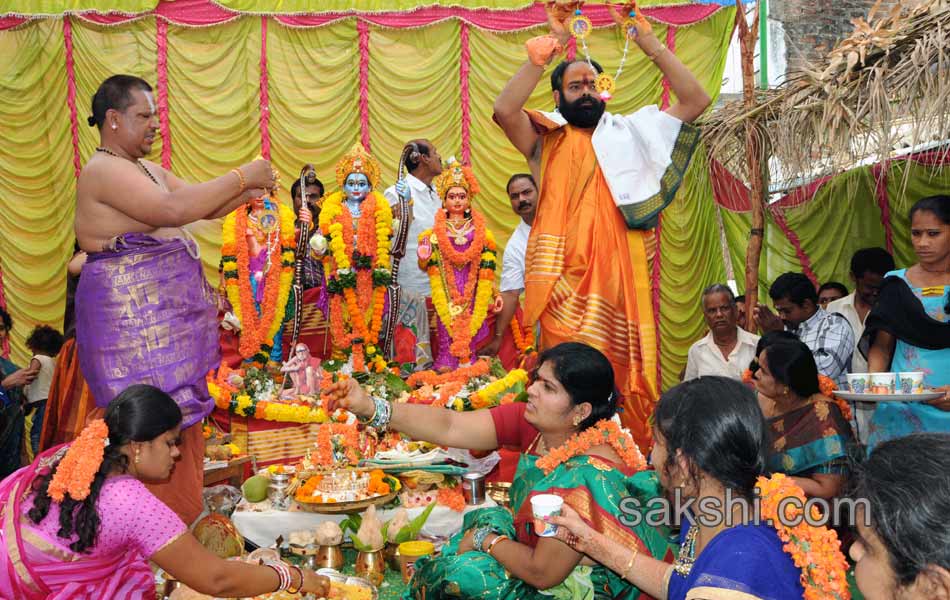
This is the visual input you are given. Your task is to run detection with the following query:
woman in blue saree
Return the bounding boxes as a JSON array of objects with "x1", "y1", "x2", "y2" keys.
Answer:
[
  {"x1": 550, "y1": 377, "x2": 821, "y2": 600},
  {"x1": 866, "y1": 196, "x2": 950, "y2": 449}
]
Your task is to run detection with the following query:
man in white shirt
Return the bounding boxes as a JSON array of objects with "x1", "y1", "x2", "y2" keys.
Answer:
[
  {"x1": 827, "y1": 247, "x2": 894, "y2": 442},
  {"x1": 684, "y1": 284, "x2": 760, "y2": 381},
  {"x1": 481, "y1": 174, "x2": 537, "y2": 357},
  {"x1": 383, "y1": 139, "x2": 443, "y2": 296}
]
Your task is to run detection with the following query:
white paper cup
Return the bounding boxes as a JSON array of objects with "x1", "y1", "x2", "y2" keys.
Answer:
[
  {"x1": 530, "y1": 494, "x2": 563, "y2": 538},
  {"x1": 897, "y1": 372, "x2": 925, "y2": 395},
  {"x1": 868, "y1": 372, "x2": 896, "y2": 395},
  {"x1": 846, "y1": 373, "x2": 868, "y2": 394}
]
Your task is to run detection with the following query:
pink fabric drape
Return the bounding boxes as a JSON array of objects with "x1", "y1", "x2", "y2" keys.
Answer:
[
  {"x1": 259, "y1": 16, "x2": 271, "y2": 160},
  {"x1": 460, "y1": 22, "x2": 472, "y2": 164},
  {"x1": 872, "y1": 161, "x2": 894, "y2": 253},
  {"x1": 63, "y1": 18, "x2": 82, "y2": 180},
  {"x1": 769, "y1": 206, "x2": 819, "y2": 287},
  {"x1": 156, "y1": 18, "x2": 172, "y2": 170},
  {"x1": 358, "y1": 19, "x2": 371, "y2": 152},
  {"x1": 1, "y1": 2, "x2": 728, "y2": 31}
]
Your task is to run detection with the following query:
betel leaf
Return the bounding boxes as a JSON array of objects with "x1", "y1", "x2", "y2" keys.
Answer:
[{"x1": 395, "y1": 501, "x2": 437, "y2": 544}]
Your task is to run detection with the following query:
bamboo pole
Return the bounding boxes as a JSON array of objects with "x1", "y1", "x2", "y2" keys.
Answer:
[{"x1": 736, "y1": 0, "x2": 766, "y2": 331}]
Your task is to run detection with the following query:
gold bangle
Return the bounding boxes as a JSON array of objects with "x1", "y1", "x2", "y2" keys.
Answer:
[
  {"x1": 647, "y1": 45, "x2": 666, "y2": 61},
  {"x1": 622, "y1": 546, "x2": 639, "y2": 580},
  {"x1": 486, "y1": 534, "x2": 509, "y2": 557},
  {"x1": 231, "y1": 167, "x2": 246, "y2": 193}
]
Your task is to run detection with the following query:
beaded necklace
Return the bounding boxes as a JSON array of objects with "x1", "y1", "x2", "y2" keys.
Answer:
[{"x1": 95, "y1": 146, "x2": 161, "y2": 187}]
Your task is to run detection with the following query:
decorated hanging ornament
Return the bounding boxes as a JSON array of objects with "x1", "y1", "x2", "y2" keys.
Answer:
[
  {"x1": 568, "y1": 4, "x2": 636, "y2": 102},
  {"x1": 569, "y1": 8, "x2": 593, "y2": 40}
]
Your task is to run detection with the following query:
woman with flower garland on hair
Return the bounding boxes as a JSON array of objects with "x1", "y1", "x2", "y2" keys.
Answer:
[
  {"x1": 326, "y1": 342, "x2": 671, "y2": 599},
  {"x1": 550, "y1": 376, "x2": 851, "y2": 600},
  {"x1": 850, "y1": 433, "x2": 950, "y2": 600},
  {"x1": 417, "y1": 157, "x2": 504, "y2": 370},
  {"x1": 751, "y1": 338, "x2": 855, "y2": 500},
  {"x1": 0, "y1": 384, "x2": 330, "y2": 599}
]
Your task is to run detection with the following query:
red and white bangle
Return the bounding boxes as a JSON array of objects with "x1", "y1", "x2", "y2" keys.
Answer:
[
  {"x1": 287, "y1": 564, "x2": 304, "y2": 594},
  {"x1": 266, "y1": 561, "x2": 292, "y2": 591}
]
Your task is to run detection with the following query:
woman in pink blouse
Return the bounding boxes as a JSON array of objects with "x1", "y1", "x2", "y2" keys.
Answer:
[{"x1": 0, "y1": 384, "x2": 330, "y2": 599}]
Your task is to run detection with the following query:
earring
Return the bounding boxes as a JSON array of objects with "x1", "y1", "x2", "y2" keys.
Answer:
[
  {"x1": 111, "y1": 123, "x2": 117, "y2": 131},
  {"x1": 572, "y1": 416, "x2": 582, "y2": 427},
  {"x1": 134, "y1": 450, "x2": 141, "y2": 464}
]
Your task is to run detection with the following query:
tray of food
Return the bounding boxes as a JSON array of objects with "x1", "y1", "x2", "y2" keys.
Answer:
[{"x1": 835, "y1": 390, "x2": 944, "y2": 403}]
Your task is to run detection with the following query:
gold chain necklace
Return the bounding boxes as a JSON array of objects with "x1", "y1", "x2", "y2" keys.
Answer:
[{"x1": 95, "y1": 146, "x2": 160, "y2": 187}]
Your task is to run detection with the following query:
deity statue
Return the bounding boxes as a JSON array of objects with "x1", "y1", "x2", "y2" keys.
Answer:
[
  {"x1": 220, "y1": 190, "x2": 296, "y2": 368},
  {"x1": 418, "y1": 158, "x2": 502, "y2": 369},
  {"x1": 280, "y1": 343, "x2": 322, "y2": 398},
  {"x1": 311, "y1": 143, "x2": 394, "y2": 372}
]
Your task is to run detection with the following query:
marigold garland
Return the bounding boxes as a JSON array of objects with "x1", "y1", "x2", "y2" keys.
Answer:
[
  {"x1": 424, "y1": 211, "x2": 496, "y2": 363},
  {"x1": 756, "y1": 473, "x2": 851, "y2": 600},
  {"x1": 221, "y1": 199, "x2": 295, "y2": 364},
  {"x1": 48, "y1": 419, "x2": 109, "y2": 502},
  {"x1": 821, "y1": 376, "x2": 853, "y2": 422},
  {"x1": 406, "y1": 359, "x2": 491, "y2": 388},
  {"x1": 319, "y1": 190, "x2": 393, "y2": 369},
  {"x1": 535, "y1": 420, "x2": 648, "y2": 475}
]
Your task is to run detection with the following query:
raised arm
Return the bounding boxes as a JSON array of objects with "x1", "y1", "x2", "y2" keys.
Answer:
[
  {"x1": 614, "y1": 2, "x2": 711, "y2": 122},
  {"x1": 88, "y1": 158, "x2": 273, "y2": 228},
  {"x1": 325, "y1": 379, "x2": 500, "y2": 451},
  {"x1": 493, "y1": 4, "x2": 572, "y2": 162},
  {"x1": 493, "y1": 61, "x2": 545, "y2": 162}
]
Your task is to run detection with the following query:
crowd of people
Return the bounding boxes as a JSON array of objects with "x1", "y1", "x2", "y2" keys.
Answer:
[{"x1": 0, "y1": 2, "x2": 948, "y2": 599}]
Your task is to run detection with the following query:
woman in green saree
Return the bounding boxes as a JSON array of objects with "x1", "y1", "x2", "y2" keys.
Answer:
[{"x1": 327, "y1": 342, "x2": 672, "y2": 599}]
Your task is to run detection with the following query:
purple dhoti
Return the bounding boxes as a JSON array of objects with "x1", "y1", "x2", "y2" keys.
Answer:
[{"x1": 75, "y1": 233, "x2": 220, "y2": 428}]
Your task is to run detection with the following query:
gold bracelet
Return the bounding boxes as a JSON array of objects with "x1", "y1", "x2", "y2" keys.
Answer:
[
  {"x1": 647, "y1": 45, "x2": 666, "y2": 61},
  {"x1": 622, "y1": 546, "x2": 639, "y2": 580},
  {"x1": 486, "y1": 534, "x2": 509, "y2": 557},
  {"x1": 231, "y1": 167, "x2": 246, "y2": 193}
]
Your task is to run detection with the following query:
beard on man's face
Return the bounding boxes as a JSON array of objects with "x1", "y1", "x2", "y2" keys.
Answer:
[{"x1": 559, "y1": 94, "x2": 605, "y2": 128}]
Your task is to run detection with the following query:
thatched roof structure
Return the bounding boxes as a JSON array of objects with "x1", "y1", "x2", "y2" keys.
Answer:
[{"x1": 701, "y1": 0, "x2": 950, "y2": 186}]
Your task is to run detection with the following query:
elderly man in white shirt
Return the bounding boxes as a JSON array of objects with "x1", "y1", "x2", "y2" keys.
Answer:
[
  {"x1": 480, "y1": 174, "x2": 537, "y2": 357},
  {"x1": 684, "y1": 284, "x2": 760, "y2": 381}
]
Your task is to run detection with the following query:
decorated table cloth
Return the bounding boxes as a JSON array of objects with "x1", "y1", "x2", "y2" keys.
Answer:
[{"x1": 232, "y1": 498, "x2": 496, "y2": 549}]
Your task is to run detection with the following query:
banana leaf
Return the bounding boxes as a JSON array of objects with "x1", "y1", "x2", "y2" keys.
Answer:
[{"x1": 381, "y1": 501, "x2": 437, "y2": 545}]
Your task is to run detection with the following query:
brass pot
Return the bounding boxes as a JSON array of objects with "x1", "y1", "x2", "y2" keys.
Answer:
[
  {"x1": 315, "y1": 544, "x2": 345, "y2": 570},
  {"x1": 355, "y1": 550, "x2": 386, "y2": 586},
  {"x1": 384, "y1": 542, "x2": 401, "y2": 571}
]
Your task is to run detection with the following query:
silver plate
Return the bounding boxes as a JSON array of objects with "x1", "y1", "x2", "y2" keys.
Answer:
[{"x1": 835, "y1": 391, "x2": 944, "y2": 403}]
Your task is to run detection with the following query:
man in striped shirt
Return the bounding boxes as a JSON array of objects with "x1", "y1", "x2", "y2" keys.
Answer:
[{"x1": 753, "y1": 272, "x2": 854, "y2": 385}]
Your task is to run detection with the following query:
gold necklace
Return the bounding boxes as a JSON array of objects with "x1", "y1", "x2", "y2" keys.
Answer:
[
  {"x1": 672, "y1": 523, "x2": 698, "y2": 576},
  {"x1": 445, "y1": 218, "x2": 473, "y2": 245}
]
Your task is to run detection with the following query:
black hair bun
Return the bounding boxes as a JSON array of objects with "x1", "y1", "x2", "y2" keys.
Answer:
[{"x1": 87, "y1": 115, "x2": 96, "y2": 127}]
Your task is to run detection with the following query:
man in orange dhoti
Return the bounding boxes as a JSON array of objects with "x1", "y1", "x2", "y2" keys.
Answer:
[{"x1": 493, "y1": 3, "x2": 710, "y2": 447}]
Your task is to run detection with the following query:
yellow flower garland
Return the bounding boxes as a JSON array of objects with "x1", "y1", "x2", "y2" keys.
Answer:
[
  {"x1": 318, "y1": 191, "x2": 393, "y2": 364},
  {"x1": 208, "y1": 376, "x2": 331, "y2": 425},
  {"x1": 470, "y1": 368, "x2": 529, "y2": 409}
]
